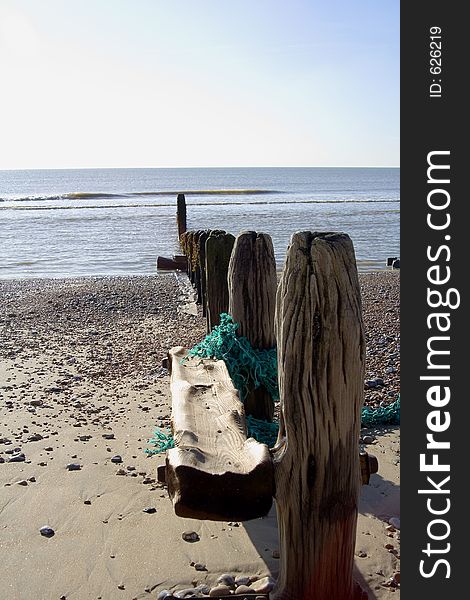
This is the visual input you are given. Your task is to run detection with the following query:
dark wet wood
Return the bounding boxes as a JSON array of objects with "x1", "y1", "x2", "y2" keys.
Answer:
[{"x1": 205, "y1": 232, "x2": 235, "y2": 332}]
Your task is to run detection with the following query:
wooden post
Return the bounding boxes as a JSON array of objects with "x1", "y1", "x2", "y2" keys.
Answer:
[
  {"x1": 176, "y1": 193, "x2": 187, "y2": 239},
  {"x1": 228, "y1": 231, "x2": 277, "y2": 421},
  {"x1": 205, "y1": 231, "x2": 235, "y2": 332},
  {"x1": 198, "y1": 230, "x2": 210, "y2": 317},
  {"x1": 272, "y1": 232, "x2": 365, "y2": 600}
]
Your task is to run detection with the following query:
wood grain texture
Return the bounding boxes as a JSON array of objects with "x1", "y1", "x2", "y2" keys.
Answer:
[
  {"x1": 272, "y1": 232, "x2": 365, "y2": 600},
  {"x1": 228, "y1": 231, "x2": 277, "y2": 420},
  {"x1": 166, "y1": 347, "x2": 274, "y2": 521},
  {"x1": 205, "y1": 232, "x2": 235, "y2": 332}
]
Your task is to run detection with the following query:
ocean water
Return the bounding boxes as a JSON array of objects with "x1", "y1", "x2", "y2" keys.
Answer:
[{"x1": 0, "y1": 167, "x2": 399, "y2": 279}]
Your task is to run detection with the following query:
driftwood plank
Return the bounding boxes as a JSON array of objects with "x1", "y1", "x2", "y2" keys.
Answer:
[
  {"x1": 205, "y1": 232, "x2": 235, "y2": 332},
  {"x1": 272, "y1": 232, "x2": 365, "y2": 600},
  {"x1": 165, "y1": 347, "x2": 274, "y2": 521},
  {"x1": 228, "y1": 231, "x2": 277, "y2": 421}
]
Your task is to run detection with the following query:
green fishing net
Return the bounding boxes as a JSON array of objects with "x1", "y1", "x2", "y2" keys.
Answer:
[{"x1": 146, "y1": 315, "x2": 400, "y2": 453}]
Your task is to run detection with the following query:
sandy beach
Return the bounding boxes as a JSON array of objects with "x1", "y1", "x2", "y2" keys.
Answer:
[{"x1": 0, "y1": 271, "x2": 400, "y2": 600}]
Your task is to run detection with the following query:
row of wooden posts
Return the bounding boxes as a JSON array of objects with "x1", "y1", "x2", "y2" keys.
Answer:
[{"x1": 166, "y1": 194, "x2": 371, "y2": 599}]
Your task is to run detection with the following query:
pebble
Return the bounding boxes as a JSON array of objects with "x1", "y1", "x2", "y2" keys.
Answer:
[
  {"x1": 156, "y1": 591, "x2": 172, "y2": 600},
  {"x1": 389, "y1": 517, "x2": 400, "y2": 530},
  {"x1": 66, "y1": 463, "x2": 81, "y2": 471},
  {"x1": 209, "y1": 585, "x2": 231, "y2": 596},
  {"x1": 143, "y1": 507, "x2": 156, "y2": 513},
  {"x1": 40, "y1": 526, "x2": 55, "y2": 537},
  {"x1": 17, "y1": 480, "x2": 28, "y2": 486},
  {"x1": 272, "y1": 549, "x2": 280, "y2": 558},
  {"x1": 115, "y1": 468, "x2": 127, "y2": 476},
  {"x1": 102, "y1": 433, "x2": 115, "y2": 439},
  {"x1": 182, "y1": 531, "x2": 200, "y2": 542},
  {"x1": 28, "y1": 433, "x2": 43, "y2": 441},
  {"x1": 193, "y1": 562, "x2": 207, "y2": 571},
  {"x1": 234, "y1": 576, "x2": 251, "y2": 586},
  {"x1": 9, "y1": 453, "x2": 26, "y2": 462},
  {"x1": 235, "y1": 585, "x2": 253, "y2": 594},
  {"x1": 357, "y1": 550, "x2": 367, "y2": 558},
  {"x1": 250, "y1": 576, "x2": 276, "y2": 594},
  {"x1": 217, "y1": 574, "x2": 235, "y2": 587},
  {"x1": 362, "y1": 435, "x2": 375, "y2": 445},
  {"x1": 111, "y1": 455, "x2": 122, "y2": 463}
]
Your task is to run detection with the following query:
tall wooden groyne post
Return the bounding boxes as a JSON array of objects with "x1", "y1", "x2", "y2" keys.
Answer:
[
  {"x1": 273, "y1": 232, "x2": 365, "y2": 600},
  {"x1": 228, "y1": 231, "x2": 277, "y2": 421},
  {"x1": 176, "y1": 193, "x2": 187, "y2": 239}
]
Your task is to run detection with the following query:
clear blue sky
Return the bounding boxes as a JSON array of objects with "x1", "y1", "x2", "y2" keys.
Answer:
[{"x1": 0, "y1": 0, "x2": 399, "y2": 169}]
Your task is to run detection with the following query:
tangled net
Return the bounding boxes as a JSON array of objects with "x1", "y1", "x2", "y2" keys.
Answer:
[{"x1": 146, "y1": 315, "x2": 400, "y2": 454}]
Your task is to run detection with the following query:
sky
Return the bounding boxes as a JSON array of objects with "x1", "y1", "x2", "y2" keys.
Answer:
[{"x1": 0, "y1": 0, "x2": 399, "y2": 169}]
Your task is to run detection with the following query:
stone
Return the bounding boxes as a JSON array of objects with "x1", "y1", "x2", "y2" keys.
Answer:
[
  {"x1": 156, "y1": 591, "x2": 172, "y2": 600},
  {"x1": 102, "y1": 433, "x2": 115, "y2": 439},
  {"x1": 9, "y1": 453, "x2": 26, "y2": 462},
  {"x1": 235, "y1": 585, "x2": 252, "y2": 594},
  {"x1": 389, "y1": 517, "x2": 400, "y2": 530},
  {"x1": 66, "y1": 463, "x2": 81, "y2": 471},
  {"x1": 209, "y1": 585, "x2": 231, "y2": 596},
  {"x1": 182, "y1": 531, "x2": 200, "y2": 542},
  {"x1": 217, "y1": 574, "x2": 235, "y2": 587},
  {"x1": 250, "y1": 576, "x2": 276, "y2": 594},
  {"x1": 174, "y1": 589, "x2": 197, "y2": 599},
  {"x1": 362, "y1": 435, "x2": 375, "y2": 445},
  {"x1": 234, "y1": 576, "x2": 251, "y2": 586},
  {"x1": 194, "y1": 562, "x2": 207, "y2": 571},
  {"x1": 272, "y1": 549, "x2": 280, "y2": 558},
  {"x1": 111, "y1": 455, "x2": 122, "y2": 463},
  {"x1": 17, "y1": 480, "x2": 28, "y2": 486},
  {"x1": 28, "y1": 433, "x2": 43, "y2": 441},
  {"x1": 143, "y1": 507, "x2": 156, "y2": 513},
  {"x1": 115, "y1": 469, "x2": 127, "y2": 476},
  {"x1": 40, "y1": 526, "x2": 55, "y2": 537},
  {"x1": 357, "y1": 550, "x2": 367, "y2": 558},
  {"x1": 29, "y1": 399, "x2": 43, "y2": 406}
]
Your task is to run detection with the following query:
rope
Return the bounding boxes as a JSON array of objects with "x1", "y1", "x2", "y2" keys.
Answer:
[{"x1": 186, "y1": 313, "x2": 279, "y2": 403}]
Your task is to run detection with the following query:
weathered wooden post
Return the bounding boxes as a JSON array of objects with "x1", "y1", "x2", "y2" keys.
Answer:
[
  {"x1": 176, "y1": 193, "x2": 187, "y2": 239},
  {"x1": 205, "y1": 231, "x2": 235, "y2": 332},
  {"x1": 228, "y1": 231, "x2": 277, "y2": 421},
  {"x1": 198, "y1": 230, "x2": 210, "y2": 316},
  {"x1": 198, "y1": 229, "x2": 225, "y2": 317},
  {"x1": 272, "y1": 232, "x2": 365, "y2": 600}
]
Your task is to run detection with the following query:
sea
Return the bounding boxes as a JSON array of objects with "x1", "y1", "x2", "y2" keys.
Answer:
[{"x1": 0, "y1": 167, "x2": 399, "y2": 279}]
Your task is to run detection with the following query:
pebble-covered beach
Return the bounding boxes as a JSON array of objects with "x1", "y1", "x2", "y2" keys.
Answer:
[{"x1": 0, "y1": 271, "x2": 400, "y2": 599}]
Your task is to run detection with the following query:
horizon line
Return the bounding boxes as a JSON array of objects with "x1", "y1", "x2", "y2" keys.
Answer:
[{"x1": 1, "y1": 164, "x2": 400, "y2": 172}]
